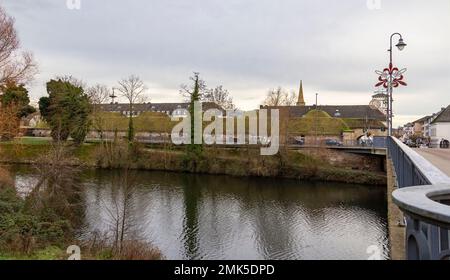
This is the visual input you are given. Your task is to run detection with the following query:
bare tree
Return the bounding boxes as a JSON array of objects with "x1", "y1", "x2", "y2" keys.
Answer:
[
  {"x1": 203, "y1": 85, "x2": 235, "y2": 110},
  {"x1": 117, "y1": 75, "x2": 148, "y2": 141},
  {"x1": 0, "y1": 7, "x2": 38, "y2": 88},
  {"x1": 28, "y1": 142, "x2": 84, "y2": 226},
  {"x1": 286, "y1": 90, "x2": 298, "y2": 106},
  {"x1": 87, "y1": 84, "x2": 111, "y2": 140},
  {"x1": 117, "y1": 75, "x2": 148, "y2": 105},
  {"x1": 0, "y1": 103, "x2": 19, "y2": 141},
  {"x1": 179, "y1": 72, "x2": 208, "y2": 102},
  {"x1": 101, "y1": 170, "x2": 139, "y2": 254},
  {"x1": 262, "y1": 87, "x2": 297, "y2": 106},
  {"x1": 87, "y1": 84, "x2": 110, "y2": 105}
]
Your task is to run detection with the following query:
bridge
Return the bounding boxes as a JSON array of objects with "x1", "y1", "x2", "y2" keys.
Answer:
[
  {"x1": 414, "y1": 148, "x2": 450, "y2": 177},
  {"x1": 388, "y1": 136, "x2": 450, "y2": 260}
]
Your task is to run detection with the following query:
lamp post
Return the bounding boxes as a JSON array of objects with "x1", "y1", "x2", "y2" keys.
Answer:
[
  {"x1": 110, "y1": 87, "x2": 118, "y2": 104},
  {"x1": 315, "y1": 93, "x2": 319, "y2": 146},
  {"x1": 386, "y1": 33, "x2": 407, "y2": 136}
]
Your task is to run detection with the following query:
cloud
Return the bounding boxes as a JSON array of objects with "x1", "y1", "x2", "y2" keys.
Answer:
[{"x1": 1, "y1": 0, "x2": 449, "y2": 126}]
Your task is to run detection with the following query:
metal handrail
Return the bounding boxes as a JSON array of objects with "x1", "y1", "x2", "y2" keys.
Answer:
[
  {"x1": 388, "y1": 136, "x2": 450, "y2": 260},
  {"x1": 388, "y1": 137, "x2": 450, "y2": 187}
]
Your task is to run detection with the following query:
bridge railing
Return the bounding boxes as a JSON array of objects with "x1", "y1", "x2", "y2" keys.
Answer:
[{"x1": 388, "y1": 136, "x2": 450, "y2": 260}]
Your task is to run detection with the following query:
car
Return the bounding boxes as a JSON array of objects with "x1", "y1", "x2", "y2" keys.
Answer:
[
  {"x1": 325, "y1": 139, "x2": 343, "y2": 147},
  {"x1": 294, "y1": 137, "x2": 305, "y2": 145},
  {"x1": 440, "y1": 139, "x2": 450, "y2": 149}
]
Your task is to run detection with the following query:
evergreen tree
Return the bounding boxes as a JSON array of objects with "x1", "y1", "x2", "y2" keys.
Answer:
[
  {"x1": 0, "y1": 83, "x2": 36, "y2": 118},
  {"x1": 188, "y1": 73, "x2": 203, "y2": 155},
  {"x1": 39, "y1": 79, "x2": 92, "y2": 144}
]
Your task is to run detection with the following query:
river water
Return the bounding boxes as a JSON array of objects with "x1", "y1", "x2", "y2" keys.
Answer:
[{"x1": 9, "y1": 166, "x2": 389, "y2": 260}]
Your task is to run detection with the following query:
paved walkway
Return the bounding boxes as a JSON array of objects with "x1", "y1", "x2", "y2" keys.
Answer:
[{"x1": 414, "y1": 148, "x2": 450, "y2": 177}]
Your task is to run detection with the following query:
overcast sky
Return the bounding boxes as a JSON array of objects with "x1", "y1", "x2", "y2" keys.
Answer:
[{"x1": 2, "y1": 0, "x2": 450, "y2": 126}]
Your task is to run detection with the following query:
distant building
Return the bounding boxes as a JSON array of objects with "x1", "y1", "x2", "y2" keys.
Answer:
[
  {"x1": 430, "y1": 105, "x2": 450, "y2": 147},
  {"x1": 369, "y1": 91, "x2": 388, "y2": 116},
  {"x1": 261, "y1": 81, "x2": 386, "y2": 122},
  {"x1": 260, "y1": 81, "x2": 387, "y2": 144},
  {"x1": 296, "y1": 80, "x2": 306, "y2": 106},
  {"x1": 287, "y1": 105, "x2": 386, "y2": 121},
  {"x1": 412, "y1": 116, "x2": 430, "y2": 137},
  {"x1": 406, "y1": 107, "x2": 447, "y2": 142},
  {"x1": 96, "y1": 102, "x2": 224, "y2": 118},
  {"x1": 402, "y1": 123, "x2": 415, "y2": 139}
]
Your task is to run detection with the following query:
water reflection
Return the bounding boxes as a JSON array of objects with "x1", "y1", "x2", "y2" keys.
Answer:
[{"x1": 9, "y1": 166, "x2": 389, "y2": 260}]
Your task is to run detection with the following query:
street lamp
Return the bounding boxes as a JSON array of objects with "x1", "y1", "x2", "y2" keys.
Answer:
[
  {"x1": 386, "y1": 33, "x2": 407, "y2": 136},
  {"x1": 396, "y1": 38, "x2": 407, "y2": 51},
  {"x1": 110, "y1": 87, "x2": 118, "y2": 104}
]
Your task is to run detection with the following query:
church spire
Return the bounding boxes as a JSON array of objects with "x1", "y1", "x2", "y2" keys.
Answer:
[{"x1": 297, "y1": 80, "x2": 306, "y2": 106}]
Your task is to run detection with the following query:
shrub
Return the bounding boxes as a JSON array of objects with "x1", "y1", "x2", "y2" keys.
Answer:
[
  {"x1": 115, "y1": 240, "x2": 163, "y2": 260},
  {"x1": 0, "y1": 167, "x2": 74, "y2": 255}
]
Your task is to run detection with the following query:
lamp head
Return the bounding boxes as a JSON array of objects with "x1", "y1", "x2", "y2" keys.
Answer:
[{"x1": 396, "y1": 38, "x2": 407, "y2": 51}]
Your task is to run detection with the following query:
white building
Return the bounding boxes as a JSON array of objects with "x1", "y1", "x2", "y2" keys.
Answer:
[
  {"x1": 400, "y1": 123, "x2": 414, "y2": 142},
  {"x1": 430, "y1": 105, "x2": 450, "y2": 147}
]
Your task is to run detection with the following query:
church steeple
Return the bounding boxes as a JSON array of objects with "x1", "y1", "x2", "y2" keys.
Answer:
[{"x1": 297, "y1": 80, "x2": 306, "y2": 106}]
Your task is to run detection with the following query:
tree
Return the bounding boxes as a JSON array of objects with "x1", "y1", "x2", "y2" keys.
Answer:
[
  {"x1": 39, "y1": 78, "x2": 92, "y2": 144},
  {"x1": 0, "y1": 103, "x2": 19, "y2": 141},
  {"x1": 203, "y1": 85, "x2": 235, "y2": 110},
  {"x1": 286, "y1": 90, "x2": 298, "y2": 106},
  {"x1": 179, "y1": 74, "x2": 208, "y2": 102},
  {"x1": 55, "y1": 75, "x2": 86, "y2": 88},
  {"x1": 262, "y1": 87, "x2": 297, "y2": 106},
  {"x1": 0, "y1": 7, "x2": 37, "y2": 87},
  {"x1": 87, "y1": 84, "x2": 111, "y2": 140},
  {"x1": 0, "y1": 82, "x2": 36, "y2": 117},
  {"x1": 180, "y1": 72, "x2": 203, "y2": 154},
  {"x1": 116, "y1": 75, "x2": 148, "y2": 142},
  {"x1": 87, "y1": 84, "x2": 110, "y2": 105}
]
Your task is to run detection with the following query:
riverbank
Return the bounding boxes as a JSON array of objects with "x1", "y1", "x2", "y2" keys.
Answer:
[
  {"x1": 0, "y1": 141, "x2": 387, "y2": 185},
  {"x1": 0, "y1": 163, "x2": 164, "y2": 260}
]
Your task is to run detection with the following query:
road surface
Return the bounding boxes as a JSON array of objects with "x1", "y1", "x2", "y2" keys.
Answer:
[{"x1": 414, "y1": 148, "x2": 450, "y2": 177}]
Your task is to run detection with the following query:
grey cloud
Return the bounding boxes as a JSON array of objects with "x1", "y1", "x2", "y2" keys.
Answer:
[{"x1": 2, "y1": 0, "x2": 449, "y2": 125}]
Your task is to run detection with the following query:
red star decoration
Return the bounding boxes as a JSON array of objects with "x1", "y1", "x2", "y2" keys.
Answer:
[{"x1": 375, "y1": 63, "x2": 407, "y2": 88}]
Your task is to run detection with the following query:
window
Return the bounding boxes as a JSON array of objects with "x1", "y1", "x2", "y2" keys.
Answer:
[{"x1": 431, "y1": 128, "x2": 437, "y2": 137}]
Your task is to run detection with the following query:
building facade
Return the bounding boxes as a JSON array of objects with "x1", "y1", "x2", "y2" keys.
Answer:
[
  {"x1": 430, "y1": 105, "x2": 450, "y2": 147},
  {"x1": 260, "y1": 81, "x2": 387, "y2": 145},
  {"x1": 96, "y1": 102, "x2": 224, "y2": 118}
]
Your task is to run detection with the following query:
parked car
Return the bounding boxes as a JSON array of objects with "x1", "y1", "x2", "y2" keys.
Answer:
[
  {"x1": 405, "y1": 139, "x2": 418, "y2": 148},
  {"x1": 294, "y1": 137, "x2": 305, "y2": 145},
  {"x1": 325, "y1": 139, "x2": 343, "y2": 147}
]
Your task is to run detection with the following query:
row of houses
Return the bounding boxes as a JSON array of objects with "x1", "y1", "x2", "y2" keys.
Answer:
[
  {"x1": 401, "y1": 105, "x2": 450, "y2": 147},
  {"x1": 96, "y1": 102, "x2": 224, "y2": 118},
  {"x1": 23, "y1": 81, "x2": 388, "y2": 145}
]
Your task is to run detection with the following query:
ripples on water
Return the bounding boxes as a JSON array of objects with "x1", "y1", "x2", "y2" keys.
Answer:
[{"x1": 9, "y1": 166, "x2": 389, "y2": 260}]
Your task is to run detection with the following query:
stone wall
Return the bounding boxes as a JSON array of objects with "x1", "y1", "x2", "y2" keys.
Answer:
[
  {"x1": 386, "y1": 157, "x2": 406, "y2": 260},
  {"x1": 298, "y1": 147, "x2": 386, "y2": 172}
]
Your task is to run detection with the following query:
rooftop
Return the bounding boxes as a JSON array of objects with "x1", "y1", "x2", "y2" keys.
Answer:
[
  {"x1": 96, "y1": 102, "x2": 224, "y2": 113},
  {"x1": 286, "y1": 105, "x2": 386, "y2": 121},
  {"x1": 432, "y1": 105, "x2": 450, "y2": 123}
]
